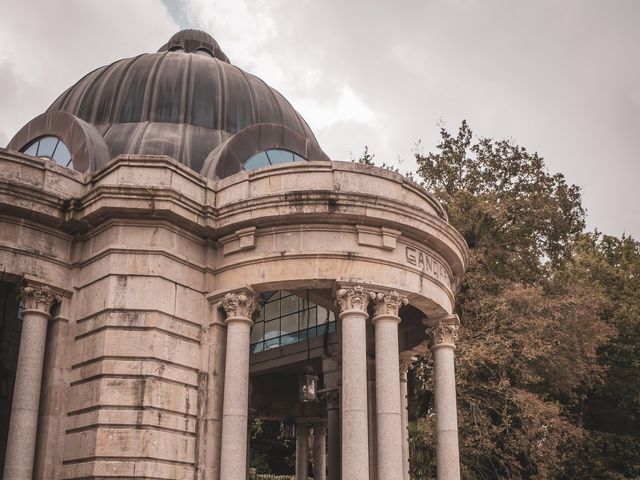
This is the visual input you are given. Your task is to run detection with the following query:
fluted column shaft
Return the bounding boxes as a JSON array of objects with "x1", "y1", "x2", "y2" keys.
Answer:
[
  {"x1": 219, "y1": 291, "x2": 258, "y2": 480},
  {"x1": 371, "y1": 291, "x2": 407, "y2": 480},
  {"x1": 313, "y1": 423, "x2": 327, "y2": 480},
  {"x1": 4, "y1": 285, "x2": 58, "y2": 480},
  {"x1": 428, "y1": 318, "x2": 461, "y2": 480},
  {"x1": 336, "y1": 286, "x2": 372, "y2": 480},
  {"x1": 296, "y1": 423, "x2": 309, "y2": 480}
]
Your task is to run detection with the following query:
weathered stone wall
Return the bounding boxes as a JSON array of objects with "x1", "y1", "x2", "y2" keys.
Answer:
[
  {"x1": 0, "y1": 150, "x2": 467, "y2": 479},
  {"x1": 61, "y1": 222, "x2": 208, "y2": 479}
]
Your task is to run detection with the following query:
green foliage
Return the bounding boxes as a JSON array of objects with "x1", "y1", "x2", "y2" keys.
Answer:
[
  {"x1": 564, "y1": 233, "x2": 640, "y2": 477},
  {"x1": 352, "y1": 145, "x2": 417, "y2": 180},
  {"x1": 408, "y1": 417, "x2": 436, "y2": 479},
  {"x1": 352, "y1": 145, "x2": 376, "y2": 165},
  {"x1": 250, "y1": 419, "x2": 295, "y2": 474},
  {"x1": 417, "y1": 120, "x2": 584, "y2": 283},
  {"x1": 411, "y1": 121, "x2": 637, "y2": 479}
]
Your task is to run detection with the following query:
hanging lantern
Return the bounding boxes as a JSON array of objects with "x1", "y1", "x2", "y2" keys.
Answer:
[{"x1": 298, "y1": 366, "x2": 318, "y2": 402}]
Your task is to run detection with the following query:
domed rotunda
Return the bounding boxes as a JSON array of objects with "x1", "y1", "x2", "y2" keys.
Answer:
[
  {"x1": 8, "y1": 29, "x2": 329, "y2": 179},
  {"x1": 0, "y1": 30, "x2": 467, "y2": 480}
]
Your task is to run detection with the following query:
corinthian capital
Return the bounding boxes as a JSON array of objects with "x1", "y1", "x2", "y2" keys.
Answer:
[
  {"x1": 322, "y1": 389, "x2": 340, "y2": 409},
  {"x1": 222, "y1": 291, "x2": 258, "y2": 320},
  {"x1": 371, "y1": 290, "x2": 408, "y2": 318},
  {"x1": 427, "y1": 321, "x2": 459, "y2": 349},
  {"x1": 18, "y1": 285, "x2": 59, "y2": 313},
  {"x1": 335, "y1": 286, "x2": 373, "y2": 314}
]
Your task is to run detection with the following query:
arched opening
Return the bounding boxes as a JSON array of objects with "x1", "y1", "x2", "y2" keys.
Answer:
[
  {"x1": 250, "y1": 290, "x2": 336, "y2": 353},
  {"x1": 20, "y1": 135, "x2": 73, "y2": 169},
  {"x1": 243, "y1": 149, "x2": 306, "y2": 172},
  {"x1": 248, "y1": 288, "x2": 337, "y2": 478},
  {"x1": 0, "y1": 280, "x2": 21, "y2": 473}
]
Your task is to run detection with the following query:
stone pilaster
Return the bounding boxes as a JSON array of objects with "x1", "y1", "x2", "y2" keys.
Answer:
[
  {"x1": 371, "y1": 291, "x2": 408, "y2": 480},
  {"x1": 426, "y1": 316, "x2": 461, "y2": 480},
  {"x1": 336, "y1": 285, "x2": 373, "y2": 480},
  {"x1": 219, "y1": 290, "x2": 259, "y2": 480},
  {"x1": 4, "y1": 284, "x2": 59, "y2": 480}
]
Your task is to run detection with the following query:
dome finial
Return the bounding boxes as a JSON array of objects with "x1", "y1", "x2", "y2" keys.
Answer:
[{"x1": 158, "y1": 29, "x2": 230, "y2": 63}]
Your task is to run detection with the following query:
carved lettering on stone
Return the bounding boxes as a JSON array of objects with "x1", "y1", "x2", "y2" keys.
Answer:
[
  {"x1": 18, "y1": 286, "x2": 59, "y2": 313},
  {"x1": 222, "y1": 291, "x2": 258, "y2": 319},
  {"x1": 404, "y1": 246, "x2": 451, "y2": 285},
  {"x1": 427, "y1": 322, "x2": 459, "y2": 348},
  {"x1": 371, "y1": 290, "x2": 408, "y2": 317},
  {"x1": 335, "y1": 286, "x2": 374, "y2": 313}
]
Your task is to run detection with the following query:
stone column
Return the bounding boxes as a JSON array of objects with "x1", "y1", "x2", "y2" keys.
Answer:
[
  {"x1": 325, "y1": 389, "x2": 340, "y2": 480},
  {"x1": 399, "y1": 357, "x2": 415, "y2": 480},
  {"x1": 313, "y1": 423, "x2": 327, "y2": 480},
  {"x1": 3, "y1": 285, "x2": 58, "y2": 480},
  {"x1": 336, "y1": 286, "x2": 372, "y2": 480},
  {"x1": 219, "y1": 291, "x2": 258, "y2": 480},
  {"x1": 427, "y1": 316, "x2": 461, "y2": 480},
  {"x1": 296, "y1": 423, "x2": 309, "y2": 480},
  {"x1": 371, "y1": 291, "x2": 408, "y2": 480},
  {"x1": 367, "y1": 364, "x2": 378, "y2": 480}
]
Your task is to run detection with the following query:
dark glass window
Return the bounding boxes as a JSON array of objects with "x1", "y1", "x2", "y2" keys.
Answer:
[
  {"x1": 266, "y1": 149, "x2": 294, "y2": 164},
  {"x1": 250, "y1": 291, "x2": 336, "y2": 353},
  {"x1": 243, "y1": 149, "x2": 306, "y2": 172},
  {"x1": 20, "y1": 136, "x2": 73, "y2": 169},
  {"x1": 195, "y1": 48, "x2": 213, "y2": 57}
]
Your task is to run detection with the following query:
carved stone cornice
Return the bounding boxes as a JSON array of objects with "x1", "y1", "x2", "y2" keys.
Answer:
[
  {"x1": 18, "y1": 285, "x2": 59, "y2": 314},
  {"x1": 222, "y1": 291, "x2": 258, "y2": 321},
  {"x1": 335, "y1": 286, "x2": 373, "y2": 314},
  {"x1": 371, "y1": 290, "x2": 408, "y2": 318},
  {"x1": 427, "y1": 322, "x2": 459, "y2": 349}
]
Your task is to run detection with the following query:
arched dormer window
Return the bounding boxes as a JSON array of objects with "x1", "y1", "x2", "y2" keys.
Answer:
[
  {"x1": 195, "y1": 47, "x2": 214, "y2": 57},
  {"x1": 20, "y1": 136, "x2": 73, "y2": 169},
  {"x1": 243, "y1": 149, "x2": 306, "y2": 171},
  {"x1": 250, "y1": 291, "x2": 336, "y2": 353}
]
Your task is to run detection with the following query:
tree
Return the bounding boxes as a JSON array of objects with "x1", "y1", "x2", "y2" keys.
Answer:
[
  {"x1": 563, "y1": 233, "x2": 640, "y2": 478},
  {"x1": 410, "y1": 121, "x2": 614, "y2": 479}
]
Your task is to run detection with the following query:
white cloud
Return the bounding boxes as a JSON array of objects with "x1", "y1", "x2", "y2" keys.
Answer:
[
  {"x1": 0, "y1": 0, "x2": 178, "y2": 144},
  {"x1": 0, "y1": 0, "x2": 638, "y2": 238}
]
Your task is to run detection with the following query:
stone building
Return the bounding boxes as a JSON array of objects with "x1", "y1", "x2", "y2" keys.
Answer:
[{"x1": 0, "y1": 30, "x2": 467, "y2": 480}]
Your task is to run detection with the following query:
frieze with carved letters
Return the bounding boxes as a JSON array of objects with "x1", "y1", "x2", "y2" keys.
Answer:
[{"x1": 405, "y1": 246, "x2": 450, "y2": 285}]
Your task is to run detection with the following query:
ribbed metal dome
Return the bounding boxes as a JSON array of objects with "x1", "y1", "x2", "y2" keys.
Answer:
[{"x1": 15, "y1": 30, "x2": 329, "y2": 178}]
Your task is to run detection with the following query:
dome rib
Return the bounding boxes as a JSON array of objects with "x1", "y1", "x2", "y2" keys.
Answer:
[
  {"x1": 144, "y1": 51, "x2": 167, "y2": 123},
  {"x1": 238, "y1": 68, "x2": 258, "y2": 125}
]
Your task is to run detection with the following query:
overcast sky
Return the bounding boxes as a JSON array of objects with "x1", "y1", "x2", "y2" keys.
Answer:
[{"x1": 1, "y1": 0, "x2": 638, "y2": 237}]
